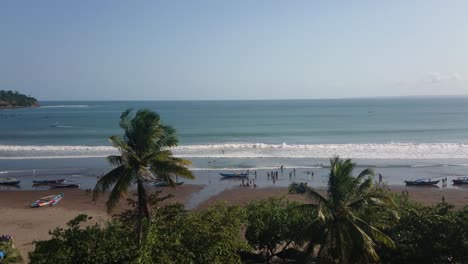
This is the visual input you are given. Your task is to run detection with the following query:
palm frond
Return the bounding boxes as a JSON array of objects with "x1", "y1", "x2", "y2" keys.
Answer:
[
  {"x1": 357, "y1": 168, "x2": 374, "y2": 180},
  {"x1": 105, "y1": 169, "x2": 134, "y2": 214},
  {"x1": 119, "y1": 108, "x2": 133, "y2": 130},
  {"x1": 93, "y1": 165, "x2": 126, "y2": 201},
  {"x1": 354, "y1": 216, "x2": 396, "y2": 249},
  {"x1": 107, "y1": 155, "x2": 123, "y2": 166},
  {"x1": 347, "y1": 218, "x2": 380, "y2": 262},
  {"x1": 303, "y1": 186, "x2": 328, "y2": 207},
  {"x1": 150, "y1": 158, "x2": 195, "y2": 180}
]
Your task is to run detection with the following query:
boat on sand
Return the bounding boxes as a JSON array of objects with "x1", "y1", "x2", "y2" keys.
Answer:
[
  {"x1": 404, "y1": 178, "x2": 440, "y2": 186},
  {"x1": 33, "y1": 179, "x2": 65, "y2": 185},
  {"x1": 30, "y1": 193, "x2": 64, "y2": 208},
  {"x1": 49, "y1": 183, "x2": 80, "y2": 188},
  {"x1": 452, "y1": 177, "x2": 468, "y2": 185},
  {"x1": 0, "y1": 178, "x2": 20, "y2": 185}
]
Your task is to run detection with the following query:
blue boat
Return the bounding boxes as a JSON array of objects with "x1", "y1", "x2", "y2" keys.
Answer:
[{"x1": 219, "y1": 172, "x2": 249, "y2": 178}]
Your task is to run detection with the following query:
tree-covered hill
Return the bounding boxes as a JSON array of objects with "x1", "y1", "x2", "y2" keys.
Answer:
[{"x1": 0, "y1": 90, "x2": 39, "y2": 108}]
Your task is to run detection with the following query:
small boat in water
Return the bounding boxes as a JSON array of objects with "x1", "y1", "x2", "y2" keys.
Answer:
[
  {"x1": 404, "y1": 178, "x2": 440, "y2": 186},
  {"x1": 49, "y1": 183, "x2": 80, "y2": 188},
  {"x1": 30, "y1": 193, "x2": 64, "y2": 208},
  {"x1": 0, "y1": 178, "x2": 20, "y2": 185},
  {"x1": 33, "y1": 179, "x2": 65, "y2": 185},
  {"x1": 219, "y1": 172, "x2": 249, "y2": 178},
  {"x1": 452, "y1": 177, "x2": 468, "y2": 185},
  {"x1": 154, "y1": 181, "x2": 184, "y2": 187}
]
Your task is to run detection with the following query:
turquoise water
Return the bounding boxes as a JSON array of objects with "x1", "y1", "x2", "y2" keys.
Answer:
[
  {"x1": 1, "y1": 98, "x2": 468, "y2": 194},
  {"x1": 1, "y1": 98, "x2": 468, "y2": 147}
]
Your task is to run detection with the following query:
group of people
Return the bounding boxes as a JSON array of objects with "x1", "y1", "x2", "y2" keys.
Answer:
[
  {"x1": 240, "y1": 178, "x2": 257, "y2": 188},
  {"x1": 441, "y1": 177, "x2": 449, "y2": 186}
]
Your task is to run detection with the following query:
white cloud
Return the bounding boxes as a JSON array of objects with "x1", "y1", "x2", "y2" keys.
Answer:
[{"x1": 426, "y1": 72, "x2": 463, "y2": 84}]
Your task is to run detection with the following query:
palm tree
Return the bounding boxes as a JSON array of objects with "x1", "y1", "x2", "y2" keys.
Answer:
[
  {"x1": 93, "y1": 109, "x2": 194, "y2": 245},
  {"x1": 295, "y1": 156, "x2": 396, "y2": 263}
]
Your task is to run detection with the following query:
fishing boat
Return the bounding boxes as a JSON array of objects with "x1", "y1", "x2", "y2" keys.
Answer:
[
  {"x1": 30, "y1": 193, "x2": 64, "y2": 208},
  {"x1": 49, "y1": 183, "x2": 80, "y2": 188},
  {"x1": 0, "y1": 178, "x2": 20, "y2": 185},
  {"x1": 452, "y1": 177, "x2": 468, "y2": 185},
  {"x1": 33, "y1": 179, "x2": 65, "y2": 185},
  {"x1": 404, "y1": 178, "x2": 440, "y2": 186},
  {"x1": 219, "y1": 172, "x2": 249, "y2": 178},
  {"x1": 154, "y1": 181, "x2": 184, "y2": 187}
]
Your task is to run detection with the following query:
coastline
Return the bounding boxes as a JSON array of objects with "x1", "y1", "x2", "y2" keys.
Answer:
[{"x1": 1, "y1": 184, "x2": 466, "y2": 262}]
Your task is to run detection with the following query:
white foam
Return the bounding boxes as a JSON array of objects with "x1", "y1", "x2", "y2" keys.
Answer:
[
  {"x1": 40, "y1": 105, "x2": 90, "y2": 108},
  {"x1": 0, "y1": 143, "x2": 468, "y2": 160}
]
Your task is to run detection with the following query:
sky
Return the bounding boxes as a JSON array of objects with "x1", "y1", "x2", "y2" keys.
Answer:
[{"x1": 0, "y1": 0, "x2": 467, "y2": 100}]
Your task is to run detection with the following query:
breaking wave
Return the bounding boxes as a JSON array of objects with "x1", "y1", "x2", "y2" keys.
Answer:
[
  {"x1": 1, "y1": 143, "x2": 468, "y2": 160},
  {"x1": 40, "y1": 105, "x2": 91, "y2": 108}
]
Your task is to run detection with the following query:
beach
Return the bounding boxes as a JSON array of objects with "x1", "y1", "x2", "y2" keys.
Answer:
[
  {"x1": 0, "y1": 185, "x2": 203, "y2": 262},
  {"x1": 1, "y1": 184, "x2": 466, "y2": 261}
]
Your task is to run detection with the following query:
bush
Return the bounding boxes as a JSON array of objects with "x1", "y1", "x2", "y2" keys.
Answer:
[
  {"x1": 245, "y1": 197, "x2": 311, "y2": 263},
  {"x1": 29, "y1": 214, "x2": 137, "y2": 264},
  {"x1": 379, "y1": 196, "x2": 468, "y2": 264},
  {"x1": 0, "y1": 240, "x2": 22, "y2": 264},
  {"x1": 30, "y1": 203, "x2": 248, "y2": 264}
]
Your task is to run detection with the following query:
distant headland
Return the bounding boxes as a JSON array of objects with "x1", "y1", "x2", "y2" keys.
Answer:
[{"x1": 0, "y1": 90, "x2": 39, "y2": 109}]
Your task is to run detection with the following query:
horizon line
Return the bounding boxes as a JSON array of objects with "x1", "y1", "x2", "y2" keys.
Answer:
[{"x1": 38, "y1": 94, "x2": 468, "y2": 102}]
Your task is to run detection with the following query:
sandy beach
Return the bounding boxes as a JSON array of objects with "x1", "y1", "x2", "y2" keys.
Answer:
[
  {"x1": 0, "y1": 184, "x2": 203, "y2": 262},
  {"x1": 1, "y1": 184, "x2": 467, "y2": 262},
  {"x1": 197, "y1": 185, "x2": 468, "y2": 209}
]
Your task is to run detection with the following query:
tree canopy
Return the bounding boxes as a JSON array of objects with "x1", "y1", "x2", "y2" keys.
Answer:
[{"x1": 0, "y1": 90, "x2": 38, "y2": 108}]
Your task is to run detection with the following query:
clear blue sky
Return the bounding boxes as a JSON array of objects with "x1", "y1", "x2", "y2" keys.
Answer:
[{"x1": 1, "y1": 0, "x2": 467, "y2": 100}]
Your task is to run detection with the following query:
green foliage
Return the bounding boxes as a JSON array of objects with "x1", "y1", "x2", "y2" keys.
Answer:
[
  {"x1": 288, "y1": 182, "x2": 308, "y2": 194},
  {"x1": 379, "y1": 197, "x2": 468, "y2": 264},
  {"x1": 29, "y1": 214, "x2": 137, "y2": 264},
  {"x1": 137, "y1": 202, "x2": 249, "y2": 264},
  {"x1": 245, "y1": 197, "x2": 310, "y2": 262},
  {"x1": 0, "y1": 90, "x2": 37, "y2": 107},
  {"x1": 93, "y1": 109, "x2": 195, "y2": 245},
  {"x1": 30, "y1": 203, "x2": 248, "y2": 264},
  {"x1": 0, "y1": 240, "x2": 23, "y2": 264},
  {"x1": 298, "y1": 156, "x2": 397, "y2": 264}
]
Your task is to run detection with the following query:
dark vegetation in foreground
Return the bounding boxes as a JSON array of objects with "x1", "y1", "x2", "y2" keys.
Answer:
[
  {"x1": 29, "y1": 164, "x2": 468, "y2": 264},
  {"x1": 0, "y1": 90, "x2": 38, "y2": 108}
]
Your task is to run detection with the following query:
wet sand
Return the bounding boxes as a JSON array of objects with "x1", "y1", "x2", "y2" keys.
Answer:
[
  {"x1": 197, "y1": 185, "x2": 468, "y2": 209},
  {"x1": 0, "y1": 184, "x2": 203, "y2": 263}
]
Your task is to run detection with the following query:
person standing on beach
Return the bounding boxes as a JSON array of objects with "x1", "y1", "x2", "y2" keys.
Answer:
[
  {"x1": 293, "y1": 168, "x2": 296, "y2": 176},
  {"x1": 379, "y1": 173, "x2": 383, "y2": 184}
]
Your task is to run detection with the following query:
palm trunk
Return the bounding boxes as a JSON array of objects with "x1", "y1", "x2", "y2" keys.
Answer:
[
  {"x1": 137, "y1": 179, "x2": 144, "y2": 247},
  {"x1": 136, "y1": 179, "x2": 150, "y2": 247}
]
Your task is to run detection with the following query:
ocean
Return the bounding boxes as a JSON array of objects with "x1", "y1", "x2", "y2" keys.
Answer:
[{"x1": 1, "y1": 98, "x2": 468, "y2": 196}]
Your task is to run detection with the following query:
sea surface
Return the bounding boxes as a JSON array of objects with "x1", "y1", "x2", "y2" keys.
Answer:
[{"x1": 1, "y1": 98, "x2": 468, "y2": 197}]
